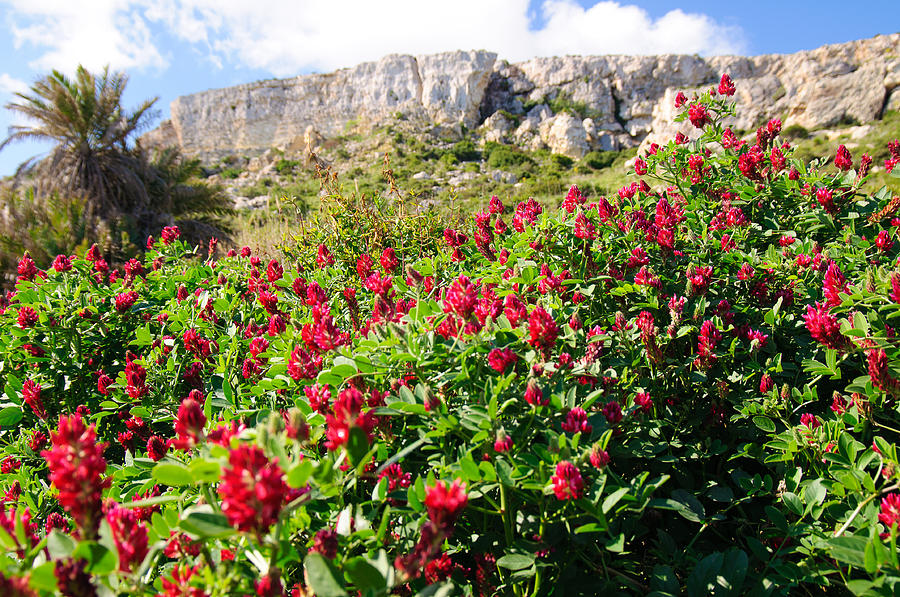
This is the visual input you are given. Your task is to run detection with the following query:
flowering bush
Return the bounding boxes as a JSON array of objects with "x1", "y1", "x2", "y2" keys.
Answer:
[{"x1": 0, "y1": 77, "x2": 899, "y2": 596}]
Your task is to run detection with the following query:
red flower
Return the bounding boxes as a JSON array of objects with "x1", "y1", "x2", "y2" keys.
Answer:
[
  {"x1": 803, "y1": 302, "x2": 849, "y2": 351},
  {"x1": 172, "y1": 398, "x2": 206, "y2": 450},
  {"x1": 561, "y1": 407, "x2": 592, "y2": 434},
  {"x1": 22, "y1": 380, "x2": 46, "y2": 420},
  {"x1": 159, "y1": 564, "x2": 207, "y2": 597},
  {"x1": 527, "y1": 306, "x2": 559, "y2": 351},
  {"x1": 493, "y1": 432, "x2": 513, "y2": 453},
  {"x1": 816, "y1": 187, "x2": 836, "y2": 213},
  {"x1": 424, "y1": 553, "x2": 455, "y2": 583},
  {"x1": 524, "y1": 380, "x2": 547, "y2": 407},
  {"x1": 831, "y1": 394, "x2": 847, "y2": 414},
  {"x1": 487, "y1": 348, "x2": 517, "y2": 373},
  {"x1": 28, "y1": 430, "x2": 47, "y2": 452},
  {"x1": 379, "y1": 463, "x2": 413, "y2": 492},
  {"x1": 634, "y1": 392, "x2": 653, "y2": 414},
  {"x1": 17, "y1": 306, "x2": 38, "y2": 328},
  {"x1": 311, "y1": 527, "x2": 339, "y2": 559},
  {"x1": 602, "y1": 400, "x2": 623, "y2": 425},
  {"x1": 823, "y1": 262, "x2": 849, "y2": 308},
  {"x1": 106, "y1": 506, "x2": 148, "y2": 572},
  {"x1": 147, "y1": 436, "x2": 169, "y2": 461},
  {"x1": 687, "y1": 103, "x2": 710, "y2": 128},
  {"x1": 876, "y1": 230, "x2": 894, "y2": 252},
  {"x1": 868, "y1": 348, "x2": 898, "y2": 393},
  {"x1": 52, "y1": 254, "x2": 73, "y2": 273},
  {"x1": 124, "y1": 355, "x2": 148, "y2": 399},
  {"x1": 160, "y1": 226, "x2": 180, "y2": 245},
  {"x1": 425, "y1": 479, "x2": 468, "y2": 529},
  {"x1": 573, "y1": 212, "x2": 596, "y2": 240},
  {"x1": 266, "y1": 259, "x2": 283, "y2": 282},
  {"x1": 674, "y1": 91, "x2": 687, "y2": 108},
  {"x1": 219, "y1": 445, "x2": 287, "y2": 535},
  {"x1": 800, "y1": 413, "x2": 820, "y2": 429},
  {"x1": 879, "y1": 493, "x2": 900, "y2": 538},
  {"x1": 316, "y1": 244, "x2": 334, "y2": 267},
  {"x1": 590, "y1": 447, "x2": 611, "y2": 469},
  {"x1": 489, "y1": 195, "x2": 505, "y2": 214},
  {"x1": 551, "y1": 461, "x2": 584, "y2": 500},
  {"x1": 42, "y1": 414, "x2": 108, "y2": 539},
  {"x1": 834, "y1": 144, "x2": 853, "y2": 171},
  {"x1": 324, "y1": 387, "x2": 377, "y2": 451},
  {"x1": 380, "y1": 247, "x2": 399, "y2": 273},
  {"x1": 717, "y1": 73, "x2": 735, "y2": 96},
  {"x1": 443, "y1": 275, "x2": 477, "y2": 320}
]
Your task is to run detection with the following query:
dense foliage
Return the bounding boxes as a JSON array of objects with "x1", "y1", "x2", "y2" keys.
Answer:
[{"x1": 1, "y1": 77, "x2": 900, "y2": 596}]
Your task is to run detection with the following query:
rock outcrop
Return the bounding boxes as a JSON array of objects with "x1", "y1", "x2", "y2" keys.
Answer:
[{"x1": 146, "y1": 34, "x2": 900, "y2": 160}]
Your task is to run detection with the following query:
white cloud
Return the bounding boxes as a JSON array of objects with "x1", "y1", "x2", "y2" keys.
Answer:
[
  {"x1": 2, "y1": 0, "x2": 746, "y2": 77},
  {"x1": 0, "y1": 73, "x2": 28, "y2": 95},
  {"x1": 5, "y1": 0, "x2": 167, "y2": 73}
]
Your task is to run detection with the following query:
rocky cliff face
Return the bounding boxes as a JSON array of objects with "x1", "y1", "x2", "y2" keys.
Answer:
[{"x1": 144, "y1": 34, "x2": 900, "y2": 161}]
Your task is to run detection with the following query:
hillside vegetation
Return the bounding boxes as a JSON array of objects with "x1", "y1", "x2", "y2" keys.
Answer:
[{"x1": 1, "y1": 75, "x2": 900, "y2": 596}]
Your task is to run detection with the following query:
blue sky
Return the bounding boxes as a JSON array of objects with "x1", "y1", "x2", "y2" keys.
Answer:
[{"x1": 0, "y1": 0, "x2": 896, "y2": 175}]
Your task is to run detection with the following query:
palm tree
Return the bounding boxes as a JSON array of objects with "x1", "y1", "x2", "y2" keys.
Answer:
[
  {"x1": 1, "y1": 65, "x2": 232, "y2": 251},
  {"x1": 0, "y1": 65, "x2": 158, "y2": 218}
]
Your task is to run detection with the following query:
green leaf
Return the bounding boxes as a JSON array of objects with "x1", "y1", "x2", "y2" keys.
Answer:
[
  {"x1": 189, "y1": 460, "x2": 222, "y2": 483},
  {"x1": 496, "y1": 553, "x2": 535, "y2": 571},
  {"x1": 346, "y1": 426, "x2": 370, "y2": 466},
  {"x1": 0, "y1": 406, "x2": 23, "y2": 428},
  {"x1": 152, "y1": 462, "x2": 194, "y2": 486},
  {"x1": 686, "y1": 552, "x2": 723, "y2": 597},
  {"x1": 72, "y1": 541, "x2": 117, "y2": 575},
  {"x1": 47, "y1": 529, "x2": 76, "y2": 559},
  {"x1": 344, "y1": 557, "x2": 386, "y2": 593},
  {"x1": 459, "y1": 455, "x2": 482, "y2": 482},
  {"x1": 601, "y1": 487, "x2": 629, "y2": 514},
  {"x1": 288, "y1": 460, "x2": 314, "y2": 488},
  {"x1": 179, "y1": 507, "x2": 235, "y2": 539},
  {"x1": 28, "y1": 562, "x2": 58, "y2": 592},
  {"x1": 752, "y1": 416, "x2": 775, "y2": 433},
  {"x1": 819, "y1": 536, "x2": 868, "y2": 567},
  {"x1": 305, "y1": 552, "x2": 348, "y2": 597},
  {"x1": 803, "y1": 479, "x2": 826, "y2": 508},
  {"x1": 782, "y1": 492, "x2": 802, "y2": 515}
]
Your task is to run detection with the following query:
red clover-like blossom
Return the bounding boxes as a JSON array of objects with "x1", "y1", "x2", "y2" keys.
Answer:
[
  {"x1": 487, "y1": 348, "x2": 518, "y2": 373},
  {"x1": 717, "y1": 73, "x2": 735, "y2": 96},
  {"x1": 687, "y1": 103, "x2": 710, "y2": 128},
  {"x1": 527, "y1": 306, "x2": 559, "y2": 351},
  {"x1": 803, "y1": 302, "x2": 850, "y2": 351},
  {"x1": 823, "y1": 262, "x2": 849, "y2": 308},
  {"x1": 42, "y1": 414, "x2": 108, "y2": 539},
  {"x1": 219, "y1": 444, "x2": 287, "y2": 536},
  {"x1": 106, "y1": 506, "x2": 149, "y2": 572},
  {"x1": 22, "y1": 379, "x2": 46, "y2": 420},
  {"x1": 424, "y1": 479, "x2": 468, "y2": 530},
  {"x1": 834, "y1": 144, "x2": 853, "y2": 171},
  {"x1": 561, "y1": 408, "x2": 592, "y2": 434},
  {"x1": 879, "y1": 493, "x2": 900, "y2": 538},
  {"x1": 551, "y1": 461, "x2": 584, "y2": 500},
  {"x1": 524, "y1": 380, "x2": 547, "y2": 407},
  {"x1": 172, "y1": 398, "x2": 206, "y2": 450}
]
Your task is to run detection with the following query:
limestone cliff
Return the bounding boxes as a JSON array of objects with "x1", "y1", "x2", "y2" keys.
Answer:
[{"x1": 143, "y1": 34, "x2": 900, "y2": 160}]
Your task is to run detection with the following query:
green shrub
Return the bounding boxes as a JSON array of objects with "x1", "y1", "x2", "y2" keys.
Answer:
[
  {"x1": 275, "y1": 159, "x2": 301, "y2": 175},
  {"x1": 484, "y1": 142, "x2": 534, "y2": 170},
  {"x1": 449, "y1": 139, "x2": 480, "y2": 162},
  {"x1": 782, "y1": 124, "x2": 809, "y2": 140},
  {"x1": 582, "y1": 150, "x2": 618, "y2": 170}
]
